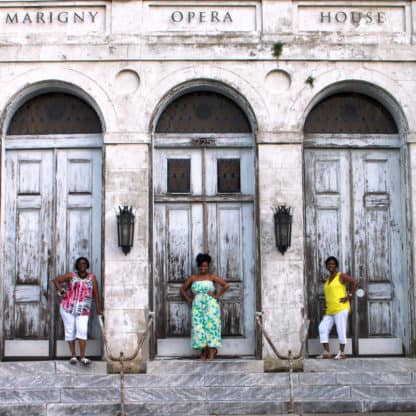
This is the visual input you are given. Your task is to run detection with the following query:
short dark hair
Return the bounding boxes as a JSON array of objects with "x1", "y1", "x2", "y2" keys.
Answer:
[
  {"x1": 325, "y1": 256, "x2": 339, "y2": 267},
  {"x1": 196, "y1": 253, "x2": 212, "y2": 267},
  {"x1": 75, "y1": 257, "x2": 90, "y2": 270}
]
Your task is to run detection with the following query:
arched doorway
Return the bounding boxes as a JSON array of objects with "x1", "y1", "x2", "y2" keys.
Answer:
[
  {"x1": 152, "y1": 88, "x2": 257, "y2": 357},
  {"x1": 2, "y1": 91, "x2": 103, "y2": 358},
  {"x1": 304, "y1": 91, "x2": 409, "y2": 355}
]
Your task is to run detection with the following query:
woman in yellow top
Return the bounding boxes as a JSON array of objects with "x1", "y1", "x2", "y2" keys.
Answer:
[{"x1": 318, "y1": 256, "x2": 359, "y2": 359}]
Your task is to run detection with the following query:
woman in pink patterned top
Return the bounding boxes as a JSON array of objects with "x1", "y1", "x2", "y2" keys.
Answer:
[{"x1": 54, "y1": 257, "x2": 101, "y2": 365}]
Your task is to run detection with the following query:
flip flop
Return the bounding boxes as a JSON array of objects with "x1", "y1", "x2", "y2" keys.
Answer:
[
  {"x1": 317, "y1": 352, "x2": 333, "y2": 359},
  {"x1": 334, "y1": 352, "x2": 347, "y2": 360},
  {"x1": 69, "y1": 356, "x2": 78, "y2": 365},
  {"x1": 207, "y1": 348, "x2": 218, "y2": 361},
  {"x1": 80, "y1": 357, "x2": 91, "y2": 366}
]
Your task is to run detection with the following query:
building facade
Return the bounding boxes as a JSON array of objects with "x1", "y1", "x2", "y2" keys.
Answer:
[{"x1": 0, "y1": 0, "x2": 415, "y2": 371}]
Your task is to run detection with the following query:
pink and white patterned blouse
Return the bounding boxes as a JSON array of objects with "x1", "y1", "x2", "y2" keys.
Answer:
[{"x1": 61, "y1": 272, "x2": 94, "y2": 316}]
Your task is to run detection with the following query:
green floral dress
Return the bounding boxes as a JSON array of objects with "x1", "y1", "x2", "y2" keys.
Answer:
[{"x1": 191, "y1": 280, "x2": 222, "y2": 349}]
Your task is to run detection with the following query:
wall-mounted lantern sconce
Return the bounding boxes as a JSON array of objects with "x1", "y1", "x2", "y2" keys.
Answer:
[
  {"x1": 273, "y1": 205, "x2": 293, "y2": 255},
  {"x1": 117, "y1": 206, "x2": 135, "y2": 255}
]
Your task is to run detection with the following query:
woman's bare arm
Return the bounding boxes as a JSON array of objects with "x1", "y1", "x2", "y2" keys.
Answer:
[
  {"x1": 209, "y1": 275, "x2": 230, "y2": 299},
  {"x1": 53, "y1": 273, "x2": 73, "y2": 294},
  {"x1": 340, "y1": 273, "x2": 359, "y2": 302},
  {"x1": 180, "y1": 276, "x2": 195, "y2": 304}
]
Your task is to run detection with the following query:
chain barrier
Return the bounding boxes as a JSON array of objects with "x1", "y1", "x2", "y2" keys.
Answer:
[
  {"x1": 256, "y1": 311, "x2": 309, "y2": 414},
  {"x1": 98, "y1": 312, "x2": 155, "y2": 416}
]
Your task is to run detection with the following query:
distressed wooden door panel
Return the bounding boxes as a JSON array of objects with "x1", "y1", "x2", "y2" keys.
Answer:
[
  {"x1": 155, "y1": 144, "x2": 256, "y2": 357},
  {"x1": 352, "y1": 150, "x2": 407, "y2": 354},
  {"x1": 153, "y1": 149, "x2": 202, "y2": 196},
  {"x1": 305, "y1": 148, "x2": 406, "y2": 355},
  {"x1": 205, "y1": 148, "x2": 255, "y2": 196},
  {"x1": 154, "y1": 203, "x2": 203, "y2": 338},
  {"x1": 305, "y1": 149, "x2": 351, "y2": 349},
  {"x1": 208, "y1": 203, "x2": 255, "y2": 341},
  {"x1": 55, "y1": 149, "x2": 102, "y2": 356},
  {"x1": 3, "y1": 147, "x2": 102, "y2": 358},
  {"x1": 4, "y1": 150, "x2": 54, "y2": 356}
]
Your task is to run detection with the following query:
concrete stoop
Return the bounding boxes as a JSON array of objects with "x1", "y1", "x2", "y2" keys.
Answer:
[{"x1": 0, "y1": 358, "x2": 416, "y2": 415}]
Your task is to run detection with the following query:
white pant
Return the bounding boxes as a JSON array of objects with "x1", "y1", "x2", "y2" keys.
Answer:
[
  {"x1": 60, "y1": 306, "x2": 89, "y2": 341},
  {"x1": 319, "y1": 309, "x2": 349, "y2": 345}
]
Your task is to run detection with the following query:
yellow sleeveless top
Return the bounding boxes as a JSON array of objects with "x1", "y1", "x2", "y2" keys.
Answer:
[{"x1": 324, "y1": 272, "x2": 350, "y2": 315}]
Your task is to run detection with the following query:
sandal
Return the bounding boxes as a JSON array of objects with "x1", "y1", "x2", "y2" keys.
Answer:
[
  {"x1": 69, "y1": 356, "x2": 78, "y2": 365},
  {"x1": 317, "y1": 352, "x2": 333, "y2": 359},
  {"x1": 334, "y1": 351, "x2": 347, "y2": 360},
  {"x1": 80, "y1": 357, "x2": 91, "y2": 366},
  {"x1": 207, "y1": 348, "x2": 218, "y2": 361}
]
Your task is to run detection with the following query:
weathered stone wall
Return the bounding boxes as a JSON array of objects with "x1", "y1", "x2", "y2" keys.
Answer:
[
  {"x1": 104, "y1": 143, "x2": 149, "y2": 372},
  {"x1": 258, "y1": 143, "x2": 305, "y2": 370},
  {"x1": 0, "y1": 0, "x2": 415, "y2": 368}
]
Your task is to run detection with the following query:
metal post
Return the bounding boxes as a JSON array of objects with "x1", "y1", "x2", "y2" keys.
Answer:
[
  {"x1": 119, "y1": 352, "x2": 125, "y2": 416},
  {"x1": 256, "y1": 311, "x2": 309, "y2": 415},
  {"x1": 288, "y1": 349, "x2": 295, "y2": 414},
  {"x1": 98, "y1": 313, "x2": 155, "y2": 416}
]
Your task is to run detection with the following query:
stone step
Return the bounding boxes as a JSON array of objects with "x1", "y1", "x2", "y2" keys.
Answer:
[
  {"x1": 1, "y1": 359, "x2": 416, "y2": 414},
  {"x1": 2, "y1": 400, "x2": 416, "y2": 415},
  {"x1": 0, "y1": 360, "x2": 108, "y2": 376},
  {"x1": 0, "y1": 370, "x2": 413, "y2": 389},
  {"x1": 147, "y1": 358, "x2": 264, "y2": 374},
  {"x1": 304, "y1": 357, "x2": 416, "y2": 372}
]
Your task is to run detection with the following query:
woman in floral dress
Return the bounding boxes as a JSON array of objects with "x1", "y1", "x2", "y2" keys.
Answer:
[{"x1": 180, "y1": 253, "x2": 230, "y2": 360}]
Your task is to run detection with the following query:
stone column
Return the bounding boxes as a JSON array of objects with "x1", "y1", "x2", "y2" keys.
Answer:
[
  {"x1": 258, "y1": 143, "x2": 305, "y2": 371},
  {"x1": 103, "y1": 143, "x2": 149, "y2": 373}
]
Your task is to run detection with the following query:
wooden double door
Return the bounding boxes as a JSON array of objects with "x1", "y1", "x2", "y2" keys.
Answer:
[
  {"x1": 305, "y1": 147, "x2": 408, "y2": 355},
  {"x1": 3, "y1": 145, "x2": 102, "y2": 358},
  {"x1": 153, "y1": 140, "x2": 256, "y2": 356}
]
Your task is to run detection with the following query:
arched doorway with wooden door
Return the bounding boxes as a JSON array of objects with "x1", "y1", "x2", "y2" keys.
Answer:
[
  {"x1": 152, "y1": 82, "x2": 257, "y2": 357},
  {"x1": 1, "y1": 87, "x2": 104, "y2": 359},
  {"x1": 304, "y1": 83, "x2": 410, "y2": 356}
]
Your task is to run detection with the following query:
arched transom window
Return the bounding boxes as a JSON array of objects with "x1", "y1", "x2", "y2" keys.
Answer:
[
  {"x1": 155, "y1": 91, "x2": 251, "y2": 133},
  {"x1": 304, "y1": 92, "x2": 397, "y2": 134},
  {"x1": 7, "y1": 92, "x2": 102, "y2": 135}
]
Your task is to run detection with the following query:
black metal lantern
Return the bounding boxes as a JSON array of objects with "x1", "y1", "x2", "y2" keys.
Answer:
[
  {"x1": 117, "y1": 206, "x2": 135, "y2": 255},
  {"x1": 273, "y1": 205, "x2": 292, "y2": 255}
]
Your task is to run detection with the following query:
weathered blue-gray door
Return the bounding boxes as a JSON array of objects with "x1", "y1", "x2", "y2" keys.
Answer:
[
  {"x1": 2, "y1": 92, "x2": 103, "y2": 358},
  {"x1": 304, "y1": 92, "x2": 408, "y2": 355},
  {"x1": 153, "y1": 90, "x2": 256, "y2": 357},
  {"x1": 305, "y1": 148, "x2": 407, "y2": 354},
  {"x1": 154, "y1": 145, "x2": 256, "y2": 356},
  {"x1": 3, "y1": 146, "x2": 102, "y2": 358}
]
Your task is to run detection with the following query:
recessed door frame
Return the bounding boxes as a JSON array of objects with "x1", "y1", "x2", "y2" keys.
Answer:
[
  {"x1": 304, "y1": 134, "x2": 412, "y2": 355},
  {"x1": 1, "y1": 134, "x2": 103, "y2": 359},
  {"x1": 149, "y1": 82, "x2": 260, "y2": 359},
  {"x1": 303, "y1": 84, "x2": 412, "y2": 356},
  {"x1": 0, "y1": 84, "x2": 105, "y2": 360}
]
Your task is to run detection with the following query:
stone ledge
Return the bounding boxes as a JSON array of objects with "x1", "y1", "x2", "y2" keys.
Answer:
[
  {"x1": 364, "y1": 400, "x2": 416, "y2": 412},
  {"x1": 147, "y1": 359, "x2": 264, "y2": 375},
  {"x1": 298, "y1": 400, "x2": 364, "y2": 413},
  {"x1": 0, "y1": 404, "x2": 45, "y2": 416},
  {"x1": 46, "y1": 403, "x2": 120, "y2": 416},
  {"x1": 352, "y1": 385, "x2": 416, "y2": 400}
]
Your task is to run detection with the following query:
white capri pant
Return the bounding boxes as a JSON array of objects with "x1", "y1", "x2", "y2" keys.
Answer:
[
  {"x1": 319, "y1": 309, "x2": 349, "y2": 345},
  {"x1": 60, "y1": 306, "x2": 89, "y2": 341}
]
